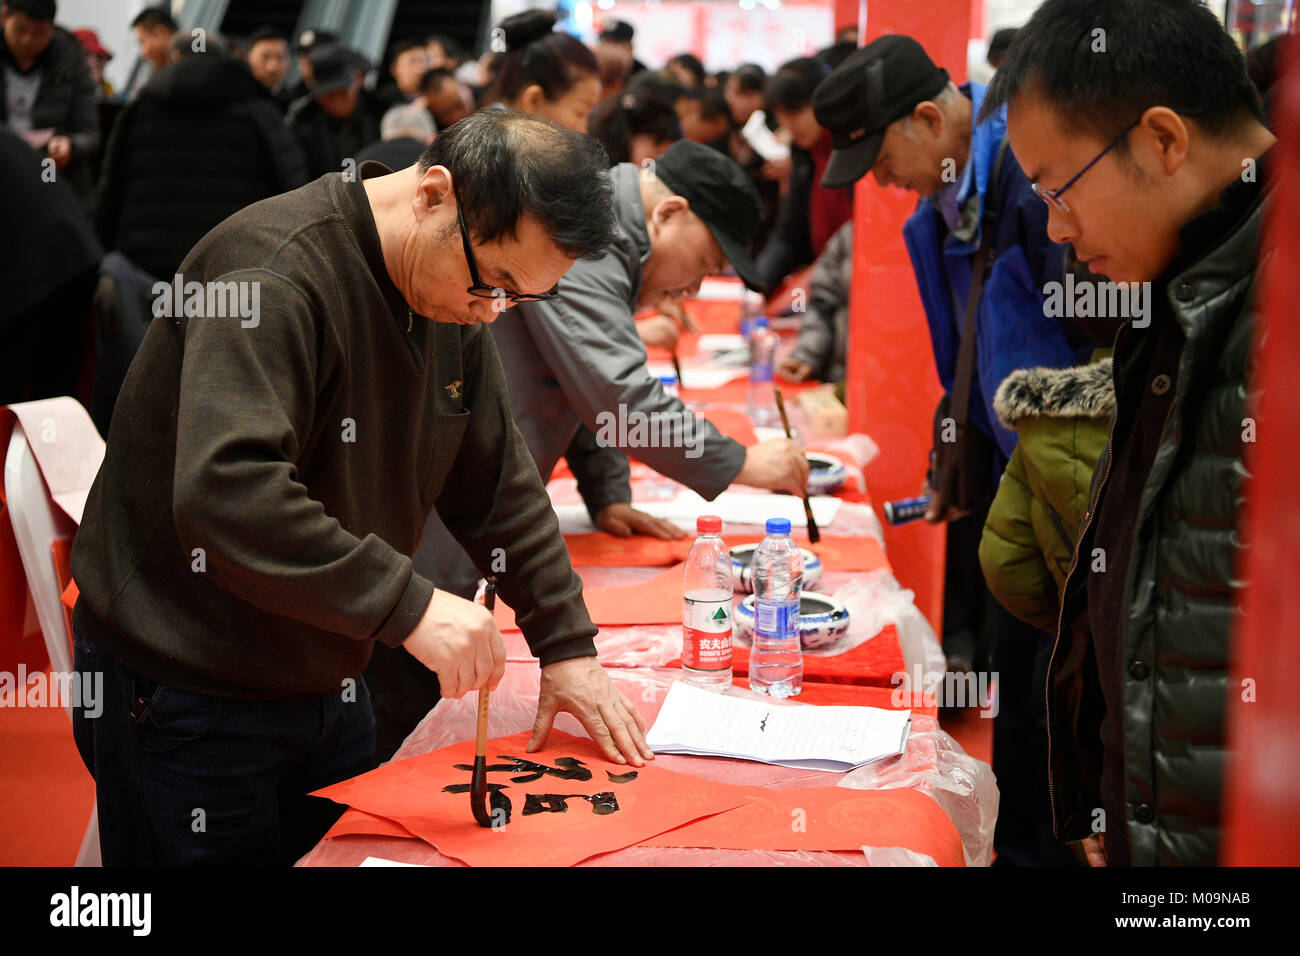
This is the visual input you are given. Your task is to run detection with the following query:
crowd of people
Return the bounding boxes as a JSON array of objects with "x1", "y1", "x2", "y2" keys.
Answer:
[{"x1": 1, "y1": 0, "x2": 1287, "y2": 867}]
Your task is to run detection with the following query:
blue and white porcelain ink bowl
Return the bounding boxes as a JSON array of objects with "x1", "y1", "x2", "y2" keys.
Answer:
[
  {"x1": 729, "y1": 543, "x2": 822, "y2": 594},
  {"x1": 805, "y1": 452, "x2": 847, "y2": 496},
  {"x1": 732, "y1": 591, "x2": 850, "y2": 650}
]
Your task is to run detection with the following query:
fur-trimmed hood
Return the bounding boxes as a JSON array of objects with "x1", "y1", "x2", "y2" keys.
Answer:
[{"x1": 994, "y1": 358, "x2": 1115, "y2": 429}]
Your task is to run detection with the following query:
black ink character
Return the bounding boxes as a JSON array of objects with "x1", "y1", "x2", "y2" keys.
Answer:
[
  {"x1": 442, "y1": 783, "x2": 513, "y2": 824},
  {"x1": 454, "y1": 755, "x2": 593, "y2": 784},
  {"x1": 522, "y1": 792, "x2": 620, "y2": 816},
  {"x1": 606, "y1": 770, "x2": 639, "y2": 784},
  {"x1": 759, "y1": 713, "x2": 769, "y2": 732}
]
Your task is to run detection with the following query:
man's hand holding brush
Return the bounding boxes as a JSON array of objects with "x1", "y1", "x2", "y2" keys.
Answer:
[{"x1": 402, "y1": 589, "x2": 507, "y2": 699}]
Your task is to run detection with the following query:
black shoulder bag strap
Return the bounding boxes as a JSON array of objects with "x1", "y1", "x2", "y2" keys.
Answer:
[{"x1": 948, "y1": 135, "x2": 1011, "y2": 431}]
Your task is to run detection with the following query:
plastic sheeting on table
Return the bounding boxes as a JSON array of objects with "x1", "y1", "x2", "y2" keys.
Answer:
[
  {"x1": 297, "y1": 664, "x2": 997, "y2": 868},
  {"x1": 495, "y1": 567, "x2": 945, "y2": 693}
]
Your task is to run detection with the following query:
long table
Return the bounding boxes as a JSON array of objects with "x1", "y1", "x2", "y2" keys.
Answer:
[{"x1": 298, "y1": 287, "x2": 996, "y2": 867}]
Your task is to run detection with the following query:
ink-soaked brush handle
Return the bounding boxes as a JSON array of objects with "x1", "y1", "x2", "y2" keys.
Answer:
[
  {"x1": 470, "y1": 577, "x2": 498, "y2": 828},
  {"x1": 774, "y1": 387, "x2": 820, "y2": 545},
  {"x1": 475, "y1": 685, "x2": 490, "y2": 758},
  {"x1": 477, "y1": 577, "x2": 497, "y2": 755}
]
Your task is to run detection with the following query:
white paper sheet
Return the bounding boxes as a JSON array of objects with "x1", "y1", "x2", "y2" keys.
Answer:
[
  {"x1": 695, "y1": 334, "x2": 748, "y2": 355},
  {"x1": 694, "y1": 278, "x2": 745, "y2": 301},
  {"x1": 551, "y1": 489, "x2": 842, "y2": 534},
  {"x1": 359, "y1": 857, "x2": 427, "y2": 867},
  {"x1": 646, "y1": 681, "x2": 911, "y2": 771},
  {"x1": 643, "y1": 489, "x2": 842, "y2": 528},
  {"x1": 645, "y1": 362, "x2": 749, "y2": 390}
]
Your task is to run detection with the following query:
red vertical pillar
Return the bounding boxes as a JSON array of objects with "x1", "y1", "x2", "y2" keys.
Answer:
[
  {"x1": 843, "y1": 1, "x2": 973, "y2": 636},
  {"x1": 832, "y1": 0, "x2": 860, "y2": 37},
  {"x1": 1222, "y1": 35, "x2": 1300, "y2": 866}
]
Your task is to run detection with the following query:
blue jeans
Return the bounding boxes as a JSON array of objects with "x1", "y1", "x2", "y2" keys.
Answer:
[{"x1": 71, "y1": 628, "x2": 374, "y2": 865}]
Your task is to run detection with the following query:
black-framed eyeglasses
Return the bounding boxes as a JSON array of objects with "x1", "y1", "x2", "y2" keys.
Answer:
[
  {"x1": 454, "y1": 189, "x2": 559, "y2": 303},
  {"x1": 1030, "y1": 117, "x2": 1142, "y2": 214}
]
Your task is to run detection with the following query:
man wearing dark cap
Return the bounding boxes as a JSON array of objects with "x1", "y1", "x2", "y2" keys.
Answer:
[
  {"x1": 287, "y1": 43, "x2": 381, "y2": 178},
  {"x1": 282, "y1": 27, "x2": 337, "y2": 102},
  {"x1": 814, "y1": 35, "x2": 1087, "y2": 866},
  {"x1": 392, "y1": 141, "x2": 810, "y2": 761},
  {"x1": 463, "y1": 140, "x2": 809, "y2": 531}
]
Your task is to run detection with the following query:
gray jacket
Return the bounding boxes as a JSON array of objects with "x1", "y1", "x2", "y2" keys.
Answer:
[
  {"x1": 789, "y1": 221, "x2": 851, "y2": 383},
  {"x1": 489, "y1": 162, "x2": 747, "y2": 503},
  {"x1": 413, "y1": 164, "x2": 749, "y2": 598}
]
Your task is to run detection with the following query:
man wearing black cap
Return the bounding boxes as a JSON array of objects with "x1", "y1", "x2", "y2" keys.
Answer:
[
  {"x1": 282, "y1": 27, "x2": 337, "y2": 103},
  {"x1": 814, "y1": 35, "x2": 1087, "y2": 866},
  {"x1": 394, "y1": 141, "x2": 811, "y2": 760},
  {"x1": 480, "y1": 139, "x2": 809, "y2": 526},
  {"x1": 287, "y1": 43, "x2": 382, "y2": 178}
]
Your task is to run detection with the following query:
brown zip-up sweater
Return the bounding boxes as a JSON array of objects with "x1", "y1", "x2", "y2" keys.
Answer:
[{"x1": 71, "y1": 162, "x2": 597, "y2": 698}]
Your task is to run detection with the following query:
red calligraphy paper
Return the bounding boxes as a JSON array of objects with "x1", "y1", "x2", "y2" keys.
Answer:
[
  {"x1": 692, "y1": 407, "x2": 757, "y2": 447},
  {"x1": 493, "y1": 563, "x2": 687, "y2": 631},
  {"x1": 639, "y1": 786, "x2": 965, "y2": 865},
  {"x1": 562, "y1": 531, "x2": 891, "y2": 573},
  {"x1": 311, "y1": 731, "x2": 752, "y2": 867},
  {"x1": 679, "y1": 377, "x2": 821, "y2": 405},
  {"x1": 727, "y1": 623, "x2": 906, "y2": 689},
  {"x1": 321, "y1": 808, "x2": 418, "y2": 842}
]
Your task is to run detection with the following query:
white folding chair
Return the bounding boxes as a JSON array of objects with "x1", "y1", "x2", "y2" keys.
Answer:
[{"x1": 4, "y1": 417, "x2": 100, "y2": 866}]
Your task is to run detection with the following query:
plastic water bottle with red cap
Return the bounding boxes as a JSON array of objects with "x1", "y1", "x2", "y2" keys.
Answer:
[
  {"x1": 682, "y1": 515, "x2": 733, "y2": 689},
  {"x1": 750, "y1": 517, "x2": 804, "y2": 697}
]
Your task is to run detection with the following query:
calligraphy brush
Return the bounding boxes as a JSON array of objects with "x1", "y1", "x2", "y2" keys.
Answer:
[
  {"x1": 671, "y1": 351, "x2": 685, "y2": 391},
  {"x1": 470, "y1": 575, "x2": 497, "y2": 828},
  {"x1": 773, "y1": 386, "x2": 820, "y2": 545}
]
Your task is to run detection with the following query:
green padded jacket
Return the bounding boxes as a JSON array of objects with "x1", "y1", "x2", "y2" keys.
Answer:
[{"x1": 979, "y1": 353, "x2": 1115, "y2": 633}]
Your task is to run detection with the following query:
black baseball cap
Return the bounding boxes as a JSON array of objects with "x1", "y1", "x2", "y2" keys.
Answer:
[
  {"x1": 651, "y1": 141, "x2": 765, "y2": 292},
  {"x1": 294, "y1": 28, "x2": 339, "y2": 55},
  {"x1": 812, "y1": 35, "x2": 950, "y2": 188},
  {"x1": 309, "y1": 44, "x2": 371, "y2": 94}
]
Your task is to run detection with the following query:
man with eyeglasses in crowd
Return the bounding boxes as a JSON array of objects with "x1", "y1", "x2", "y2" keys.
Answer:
[
  {"x1": 70, "y1": 109, "x2": 655, "y2": 865},
  {"x1": 812, "y1": 34, "x2": 1089, "y2": 866},
  {"x1": 983, "y1": 0, "x2": 1275, "y2": 866}
]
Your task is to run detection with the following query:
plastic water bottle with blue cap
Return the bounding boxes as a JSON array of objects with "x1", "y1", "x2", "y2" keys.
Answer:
[
  {"x1": 746, "y1": 316, "x2": 779, "y2": 427},
  {"x1": 750, "y1": 517, "x2": 803, "y2": 697}
]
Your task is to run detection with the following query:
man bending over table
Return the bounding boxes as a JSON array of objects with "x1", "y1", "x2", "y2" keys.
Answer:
[{"x1": 70, "y1": 109, "x2": 653, "y2": 866}]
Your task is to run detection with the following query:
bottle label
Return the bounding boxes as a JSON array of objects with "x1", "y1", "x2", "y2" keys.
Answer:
[
  {"x1": 683, "y1": 597, "x2": 733, "y2": 671},
  {"x1": 751, "y1": 362, "x2": 774, "y2": 385},
  {"x1": 755, "y1": 598, "x2": 799, "y2": 639}
]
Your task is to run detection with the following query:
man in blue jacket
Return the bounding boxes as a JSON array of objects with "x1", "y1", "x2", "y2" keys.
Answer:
[{"x1": 813, "y1": 35, "x2": 1087, "y2": 865}]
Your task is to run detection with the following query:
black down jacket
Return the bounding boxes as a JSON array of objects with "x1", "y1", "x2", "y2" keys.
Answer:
[
  {"x1": 96, "y1": 54, "x2": 308, "y2": 279},
  {"x1": 1048, "y1": 171, "x2": 1268, "y2": 866}
]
